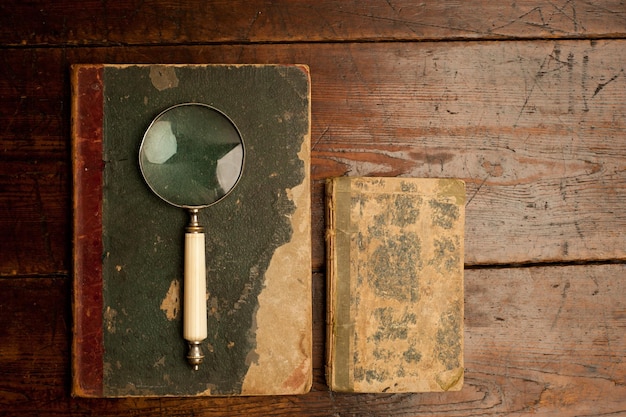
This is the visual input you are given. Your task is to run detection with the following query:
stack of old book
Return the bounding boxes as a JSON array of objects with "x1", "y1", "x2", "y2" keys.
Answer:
[{"x1": 72, "y1": 64, "x2": 464, "y2": 397}]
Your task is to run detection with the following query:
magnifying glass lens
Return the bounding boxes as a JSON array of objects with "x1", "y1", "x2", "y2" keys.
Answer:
[{"x1": 140, "y1": 104, "x2": 244, "y2": 208}]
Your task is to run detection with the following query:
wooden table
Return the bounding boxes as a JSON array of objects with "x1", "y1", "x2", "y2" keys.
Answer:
[{"x1": 1, "y1": 1, "x2": 625, "y2": 415}]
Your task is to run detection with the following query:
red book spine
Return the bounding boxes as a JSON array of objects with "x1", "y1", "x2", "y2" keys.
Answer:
[{"x1": 71, "y1": 65, "x2": 104, "y2": 397}]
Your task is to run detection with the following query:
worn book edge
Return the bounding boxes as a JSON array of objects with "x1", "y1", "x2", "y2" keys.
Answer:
[{"x1": 71, "y1": 64, "x2": 105, "y2": 397}]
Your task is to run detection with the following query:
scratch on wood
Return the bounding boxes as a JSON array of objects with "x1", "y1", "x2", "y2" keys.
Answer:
[
  {"x1": 502, "y1": 0, "x2": 585, "y2": 33},
  {"x1": 551, "y1": 280, "x2": 571, "y2": 330},
  {"x1": 466, "y1": 175, "x2": 489, "y2": 207},
  {"x1": 516, "y1": 46, "x2": 559, "y2": 126},
  {"x1": 592, "y1": 70, "x2": 623, "y2": 98},
  {"x1": 244, "y1": 10, "x2": 263, "y2": 40},
  {"x1": 582, "y1": 55, "x2": 590, "y2": 112},
  {"x1": 549, "y1": 0, "x2": 585, "y2": 32},
  {"x1": 313, "y1": 126, "x2": 330, "y2": 151}
]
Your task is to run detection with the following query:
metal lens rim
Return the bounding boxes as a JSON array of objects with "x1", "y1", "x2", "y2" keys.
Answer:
[{"x1": 138, "y1": 102, "x2": 246, "y2": 209}]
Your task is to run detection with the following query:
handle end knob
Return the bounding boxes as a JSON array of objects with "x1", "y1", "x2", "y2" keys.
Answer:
[{"x1": 187, "y1": 341, "x2": 205, "y2": 371}]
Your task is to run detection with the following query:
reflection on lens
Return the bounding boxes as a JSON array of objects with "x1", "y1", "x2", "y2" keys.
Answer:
[{"x1": 139, "y1": 104, "x2": 245, "y2": 208}]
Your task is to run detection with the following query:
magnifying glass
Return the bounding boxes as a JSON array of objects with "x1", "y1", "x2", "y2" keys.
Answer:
[{"x1": 139, "y1": 103, "x2": 245, "y2": 370}]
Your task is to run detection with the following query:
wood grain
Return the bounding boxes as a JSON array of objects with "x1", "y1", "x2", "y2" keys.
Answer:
[
  {"x1": 1, "y1": 0, "x2": 625, "y2": 46},
  {"x1": 2, "y1": 40, "x2": 625, "y2": 274},
  {"x1": 1, "y1": 1, "x2": 624, "y2": 415},
  {"x1": 1, "y1": 266, "x2": 624, "y2": 415},
  {"x1": 0, "y1": 160, "x2": 68, "y2": 275}
]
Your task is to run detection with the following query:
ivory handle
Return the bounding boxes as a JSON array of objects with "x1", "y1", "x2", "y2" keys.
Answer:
[{"x1": 184, "y1": 232, "x2": 207, "y2": 366}]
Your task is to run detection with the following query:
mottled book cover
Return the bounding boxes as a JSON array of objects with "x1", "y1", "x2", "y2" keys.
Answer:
[
  {"x1": 325, "y1": 177, "x2": 465, "y2": 393},
  {"x1": 72, "y1": 64, "x2": 311, "y2": 397}
]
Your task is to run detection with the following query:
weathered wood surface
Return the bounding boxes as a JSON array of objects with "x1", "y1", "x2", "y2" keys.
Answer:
[
  {"x1": 1, "y1": 0, "x2": 625, "y2": 415},
  {"x1": 1, "y1": 0, "x2": 625, "y2": 46},
  {"x1": 2, "y1": 40, "x2": 625, "y2": 274},
  {"x1": 1, "y1": 266, "x2": 624, "y2": 415}
]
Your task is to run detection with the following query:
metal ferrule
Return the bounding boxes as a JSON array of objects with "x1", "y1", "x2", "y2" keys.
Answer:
[{"x1": 186, "y1": 209, "x2": 204, "y2": 234}]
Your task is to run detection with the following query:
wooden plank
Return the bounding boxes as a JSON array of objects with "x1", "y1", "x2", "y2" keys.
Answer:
[
  {"x1": 1, "y1": 265, "x2": 624, "y2": 415},
  {"x1": 306, "y1": 40, "x2": 626, "y2": 265},
  {"x1": 1, "y1": 40, "x2": 625, "y2": 275},
  {"x1": 0, "y1": 48, "x2": 66, "y2": 160},
  {"x1": 465, "y1": 264, "x2": 626, "y2": 416},
  {"x1": 1, "y1": 0, "x2": 625, "y2": 46},
  {"x1": 0, "y1": 160, "x2": 68, "y2": 275},
  {"x1": 0, "y1": 48, "x2": 67, "y2": 275}
]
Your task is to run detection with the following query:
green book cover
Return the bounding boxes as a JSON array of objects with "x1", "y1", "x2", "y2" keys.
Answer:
[
  {"x1": 325, "y1": 177, "x2": 465, "y2": 393},
  {"x1": 72, "y1": 64, "x2": 311, "y2": 397}
]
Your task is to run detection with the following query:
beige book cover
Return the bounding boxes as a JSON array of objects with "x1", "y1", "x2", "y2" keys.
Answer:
[{"x1": 325, "y1": 177, "x2": 465, "y2": 393}]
